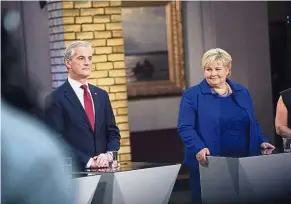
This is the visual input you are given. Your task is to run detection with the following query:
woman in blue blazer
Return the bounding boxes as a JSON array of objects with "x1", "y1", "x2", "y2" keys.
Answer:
[{"x1": 177, "y1": 48, "x2": 275, "y2": 203}]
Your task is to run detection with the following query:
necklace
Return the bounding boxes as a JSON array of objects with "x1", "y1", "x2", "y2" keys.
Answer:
[
  {"x1": 221, "y1": 86, "x2": 229, "y2": 96},
  {"x1": 212, "y1": 83, "x2": 230, "y2": 97}
]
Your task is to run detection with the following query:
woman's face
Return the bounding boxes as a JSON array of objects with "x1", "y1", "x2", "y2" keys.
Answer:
[{"x1": 204, "y1": 60, "x2": 229, "y2": 87}]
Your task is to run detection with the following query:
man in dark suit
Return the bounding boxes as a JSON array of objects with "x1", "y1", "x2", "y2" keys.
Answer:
[{"x1": 45, "y1": 41, "x2": 120, "y2": 170}]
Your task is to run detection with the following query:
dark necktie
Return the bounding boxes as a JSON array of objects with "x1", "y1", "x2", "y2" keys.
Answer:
[{"x1": 80, "y1": 84, "x2": 95, "y2": 131}]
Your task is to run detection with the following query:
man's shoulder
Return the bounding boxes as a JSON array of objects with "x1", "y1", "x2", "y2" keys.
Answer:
[
  {"x1": 46, "y1": 82, "x2": 67, "y2": 101},
  {"x1": 88, "y1": 84, "x2": 109, "y2": 97},
  {"x1": 51, "y1": 83, "x2": 66, "y2": 94}
]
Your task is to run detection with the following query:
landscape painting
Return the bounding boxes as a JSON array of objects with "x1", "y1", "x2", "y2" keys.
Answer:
[{"x1": 121, "y1": 1, "x2": 186, "y2": 99}]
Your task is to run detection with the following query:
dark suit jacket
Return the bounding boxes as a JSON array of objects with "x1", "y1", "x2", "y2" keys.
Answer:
[
  {"x1": 44, "y1": 80, "x2": 120, "y2": 169},
  {"x1": 280, "y1": 88, "x2": 291, "y2": 127}
]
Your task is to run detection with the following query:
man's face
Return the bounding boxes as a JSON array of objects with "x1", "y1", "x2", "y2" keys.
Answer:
[{"x1": 65, "y1": 46, "x2": 93, "y2": 79}]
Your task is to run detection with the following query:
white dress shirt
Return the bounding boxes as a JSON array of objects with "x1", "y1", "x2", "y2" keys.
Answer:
[
  {"x1": 68, "y1": 77, "x2": 95, "y2": 168},
  {"x1": 67, "y1": 77, "x2": 95, "y2": 115}
]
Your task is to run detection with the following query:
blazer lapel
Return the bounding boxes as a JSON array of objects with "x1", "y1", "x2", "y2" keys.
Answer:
[
  {"x1": 63, "y1": 81, "x2": 92, "y2": 131},
  {"x1": 89, "y1": 84, "x2": 100, "y2": 134}
]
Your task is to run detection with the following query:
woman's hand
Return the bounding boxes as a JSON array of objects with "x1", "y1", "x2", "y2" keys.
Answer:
[
  {"x1": 260, "y1": 142, "x2": 275, "y2": 149},
  {"x1": 196, "y1": 148, "x2": 210, "y2": 167},
  {"x1": 260, "y1": 148, "x2": 275, "y2": 155}
]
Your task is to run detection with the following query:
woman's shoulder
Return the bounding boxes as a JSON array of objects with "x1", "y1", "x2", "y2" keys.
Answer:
[
  {"x1": 280, "y1": 88, "x2": 291, "y2": 105},
  {"x1": 229, "y1": 80, "x2": 246, "y2": 90},
  {"x1": 229, "y1": 81, "x2": 249, "y2": 95},
  {"x1": 183, "y1": 84, "x2": 201, "y2": 96},
  {"x1": 280, "y1": 88, "x2": 291, "y2": 96}
]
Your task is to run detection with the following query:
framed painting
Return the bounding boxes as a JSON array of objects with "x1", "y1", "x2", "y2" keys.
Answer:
[{"x1": 121, "y1": 1, "x2": 186, "y2": 99}]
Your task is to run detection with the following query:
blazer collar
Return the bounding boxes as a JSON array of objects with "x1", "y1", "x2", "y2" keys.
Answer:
[
  {"x1": 199, "y1": 78, "x2": 243, "y2": 94},
  {"x1": 63, "y1": 80, "x2": 86, "y2": 112},
  {"x1": 63, "y1": 80, "x2": 100, "y2": 132},
  {"x1": 63, "y1": 80, "x2": 94, "y2": 132}
]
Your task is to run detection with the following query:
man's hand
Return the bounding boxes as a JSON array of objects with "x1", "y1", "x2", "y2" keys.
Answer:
[
  {"x1": 91, "y1": 153, "x2": 110, "y2": 168},
  {"x1": 260, "y1": 142, "x2": 275, "y2": 149},
  {"x1": 196, "y1": 148, "x2": 210, "y2": 167}
]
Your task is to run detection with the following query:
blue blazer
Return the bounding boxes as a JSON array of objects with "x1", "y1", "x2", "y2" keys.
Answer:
[
  {"x1": 44, "y1": 80, "x2": 120, "y2": 169},
  {"x1": 177, "y1": 78, "x2": 268, "y2": 166}
]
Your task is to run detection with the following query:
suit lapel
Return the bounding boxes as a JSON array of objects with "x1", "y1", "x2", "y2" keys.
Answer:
[
  {"x1": 63, "y1": 81, "x2": 92, "y2": 131},
  {"x1": 89, "y1": 84, "x2": 100, "y2": 134}
]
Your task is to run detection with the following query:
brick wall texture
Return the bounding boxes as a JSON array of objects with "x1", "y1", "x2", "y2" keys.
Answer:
[{"x1": 47, "y1": 0, "x2": 131, "y2": 162}]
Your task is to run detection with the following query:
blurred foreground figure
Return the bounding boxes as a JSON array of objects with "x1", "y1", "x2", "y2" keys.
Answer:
[
  {"x1": 1, "y1": 8, "x2": 75, "y2": 204},
  {"x1": 1, "y1": 103, "x2": 75, "y2": 204}
]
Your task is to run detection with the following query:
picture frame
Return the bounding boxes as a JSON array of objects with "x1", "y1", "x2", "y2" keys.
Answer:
[{"x1": 121, "y1": 1, "x2": 186, "y2": 99}]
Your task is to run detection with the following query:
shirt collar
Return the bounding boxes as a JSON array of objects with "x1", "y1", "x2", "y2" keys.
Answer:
[
  {"x1": 210, "y1": 87, "x2": 231, "y2": 97},
  {"x1": 68, "y1": 77, "x2": 89, "y2": 91},
  {"x1": 199, "y1": 78, "x2": 243, "y2": 94}
]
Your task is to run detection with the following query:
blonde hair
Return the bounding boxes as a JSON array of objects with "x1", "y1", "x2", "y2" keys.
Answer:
[{"x1": 202, "y1": 48, "x2": 232, "y2": 76}]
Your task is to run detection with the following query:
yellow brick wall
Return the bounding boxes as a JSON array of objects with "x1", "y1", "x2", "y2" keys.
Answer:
[{"x1": 48, "y1": 1, "x2": 131, "y2": 163}]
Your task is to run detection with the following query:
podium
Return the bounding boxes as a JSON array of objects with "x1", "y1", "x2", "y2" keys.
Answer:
[
  {"x1": 199, "y1": 149, "x2": 291, "y2": 204},
  {"x1": 72, "y1": 174, "x2": 101, "y2": 204},
  {"x1": 74, "y1": 162, "x2": 181, "y2": 204}
]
